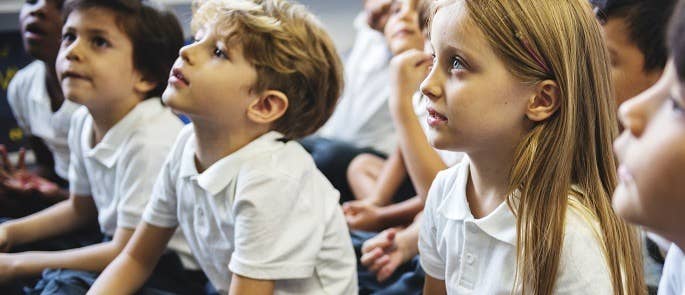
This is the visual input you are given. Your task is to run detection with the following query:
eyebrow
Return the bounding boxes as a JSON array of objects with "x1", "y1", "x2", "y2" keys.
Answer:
[{"x1": 64, "y1": 26, "x2": 111, "y2": 37}]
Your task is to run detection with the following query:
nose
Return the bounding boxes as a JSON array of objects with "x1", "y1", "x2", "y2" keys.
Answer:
[
  {"x1": 179, "y1": 43, "x2": 197, "y2": 66},
  {"x1": 27, "y1": 0, "x2": 48, "y2": 17},
  {"x1": 61, "y1": 37, "x2": 83, "y2": 62},
  {"x1": 420, "y1": 66, "x2": 443, "y2": 102},
  {"x1": 617, "y1": 72, "x2": 669, "y2": 138}
]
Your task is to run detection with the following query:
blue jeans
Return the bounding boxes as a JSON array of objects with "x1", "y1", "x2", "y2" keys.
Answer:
[{"x1": 351, "y1": 230, "x2": 424, "y2": 295}]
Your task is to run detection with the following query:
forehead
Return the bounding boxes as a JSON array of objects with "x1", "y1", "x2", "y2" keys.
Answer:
[
  {"x1": 430, "y1": 2, "x2": 487, "y2": 54},
  {"x1": 64, "y1": 8, "x2": 131, "y2": 40}
]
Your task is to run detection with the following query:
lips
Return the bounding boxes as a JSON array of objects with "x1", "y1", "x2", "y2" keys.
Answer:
[
  {"x1": 392, "y1": 28, "x2": 416, "y2": 39},
  {"x1": 169, "y1": 68, "x2": 189, "y2": 87},
  {"x1": 61, "y1": 70, "x2": 89, "y2": 81},
  {"x1": 427, "y1": 107, "x2": 448, "y2": 127}
]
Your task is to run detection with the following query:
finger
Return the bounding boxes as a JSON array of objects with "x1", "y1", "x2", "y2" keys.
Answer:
[
  {"x1": 377, "y1": 258, "x2": 401, "y2": 282},
  {"x1": 362, "y1": 235, "x2": 393, "y2": 254},
  {"x1": 360, "y1": 247, "x2": 384, "y2": 267},
  {"x1": 369, "y1": 254, "x2": 391, "y2": 273},
  {"x1": 17, "y1": 148, "x2": 25, "y2": 170}
]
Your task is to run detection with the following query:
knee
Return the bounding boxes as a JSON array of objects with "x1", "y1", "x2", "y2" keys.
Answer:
[{"x1": 347, "y1": 153, "x2": 378, "y2": 182}]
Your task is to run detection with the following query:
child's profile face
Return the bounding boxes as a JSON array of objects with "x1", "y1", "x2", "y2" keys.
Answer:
[
  {"x1": 162, "y1": 24, "x2": 259, "y2": 124},
  {"x1": 613, "y1": 61, "x2": 685, "y2": 240},
  {"x1": 383, "y1": 0, "x2": 425, "y2": 55},
  {"x1": 19, "y1": 0, "x2": 63, "y2": 62},
  {"x1": 419, "y1": 1, "x2": 534, "y2": 153},
  {"x1": 602, "y1": 17, "x2": 662, "y2": 107},
  {"x1": 56, "y1": 8, "x2": 144, "y2": 109}
]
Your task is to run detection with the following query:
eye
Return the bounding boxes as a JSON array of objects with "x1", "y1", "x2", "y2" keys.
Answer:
[
  {"x1": 450, "y1": 56, "x2": 466, "y2": 71},
  {"x1": 61, "y1": 32, "x2": 75, "y2": 45},
  {"x1": 213, "y1": 47, "x2": 228, "y2": 59},
  {"x1": 669, "y1": 96, "x2": 684, "y2": 114},
  {"x1": 25, "y1": 0, "x2": 37, "y2": 5},
  {"x1": 92, "y1": 36, "x2": 110, "y2": 48}
]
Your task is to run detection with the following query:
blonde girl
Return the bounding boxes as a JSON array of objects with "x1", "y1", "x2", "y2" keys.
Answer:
[{"x1": 418, "y1": 0, "x2": 645, "y2": 294}]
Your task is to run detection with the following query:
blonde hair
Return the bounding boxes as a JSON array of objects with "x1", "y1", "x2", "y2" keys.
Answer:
[
  {"x1": 192, "y1": 0, "x2": 343, "y2": 139},
  {"x1": 433, "y1": 0, "x2": 645, "y2": 294}
]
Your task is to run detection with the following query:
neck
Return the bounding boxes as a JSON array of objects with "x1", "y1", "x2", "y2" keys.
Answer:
[
  {"x1": 191, "y1": 117, "x2": 267, "y2": 172},
  {"x1": 465, "y1": 145, "x2": 518, "y2": 218},
  {"x1": 44, "y1": 61, "x2": 65, "y2": 112},
  {"x1": 88, "y1": 97, "x2": 140, "y2": 144}
]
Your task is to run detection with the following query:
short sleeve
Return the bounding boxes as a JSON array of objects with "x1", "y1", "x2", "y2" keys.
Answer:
[
  {"x1": 7, "y1": 74, "x2": 29, "y2": 134},
  {"x1": 142, "y1": 142, "x2": 182, "y2": 229},
  {"x1": 419, "y1": 171, "x2": 447, "y2": 280},
  {"x1": 68, "y1": 108, "x2": 92, "y2": 196},
  {"x1": 228, "y1": 172, "x2": 321, "y2": 280}
]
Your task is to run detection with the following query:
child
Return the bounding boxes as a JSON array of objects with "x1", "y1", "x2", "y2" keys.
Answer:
[
  {"x1": 591, "y1": 0, "x2": 677, "y2": 291},
  {"x1": 3, "y1": 0, "x2": 77, "y2": 215},
  {"x1": 592, "y1": 0, "x2": 675, "y2": 106},
  {"x1": 299, "y1": 0, "x2": 395, "y2": 203},
  {"x1": 0, "y1": 0, "x2": 198, "y2": 293},
  {"x1": 418, "y1": 0, "x2": 645, "y2": 294},
  {"x1": 89, "y1": 0, "x2": 357, "y2": 294},
  {"x1": 613, "y1": 0, "x2": 685, "y2": 293},
  {"x1": 344, "y1": 0, "x2": 462, "y2": 233}
]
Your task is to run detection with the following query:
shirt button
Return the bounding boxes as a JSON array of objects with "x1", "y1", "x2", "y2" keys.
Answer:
[
  {"x1": 198, "y1": 208, "x2": 204, "y2": 217},
  {"x1": 466, "y1": 253, "x2": 475, "y2": 265}
]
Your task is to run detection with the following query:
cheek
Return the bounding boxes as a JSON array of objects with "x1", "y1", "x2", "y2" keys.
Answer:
[{"x1": 623, "y1": 121, "x2": 685, "y2": 226}]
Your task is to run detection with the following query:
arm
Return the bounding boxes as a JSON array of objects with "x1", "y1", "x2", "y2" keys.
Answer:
[
  {"x1": 424, "y1": 275, "x2": 447, "y2": 295},
  {"x1": 230, "y1": 274, "x2": 274, "y2": 295},
  {"x1": 389, "y1": 50, "x2": 447, "y2": 200},
  {"x1": 10, "y1": 226, "x2": 134, "y2": 278},
  {"x1": 1, "y1": 195, "x2": 97, "y2": 248},
  {"x1": 369, "y1": 148, "x2": 408, "y2": 206},
  {"x1": 88, "y1": 222, "x2": 175, "y2": 294}
]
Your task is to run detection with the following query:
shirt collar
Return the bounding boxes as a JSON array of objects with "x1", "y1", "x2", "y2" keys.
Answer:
[
  {"x1": 180, "y1": 130, "x2": 286, "y2": 195},
  {"x1": 85, "y1": 99, "x2": 164, "y2": 168},
  {"x1": 437, "y1": 159, "x2": 517, "y2": 245}
]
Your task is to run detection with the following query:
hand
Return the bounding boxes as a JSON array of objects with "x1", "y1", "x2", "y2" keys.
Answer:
[
  {"x1": 343, "y1": 200, "x2": 385, "y2": 231},
  {"x1": 389, "y1": 49, "x2": 433, "y2": 114},
  {"x1": 0, "y1": 254, "x2": 18, "y2": 284},
  {"x1": 360, "y1": 228, "x2": 414, "y2": 282},
  {"x1": 0, "y1": 145, "x2": 60, "y2": 197},
  {"x1": 364, "y1": 0, "x2": 393, "y2": 32}
]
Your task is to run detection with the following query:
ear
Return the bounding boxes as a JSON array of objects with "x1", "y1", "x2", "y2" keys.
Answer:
[
  {"x1": 133, "y1": 75, "x2": 157, "y2": 96},
  {"x1": 525, "y1": 80, "x2": 560, "y2": 122},
  {"x1": 246, "y1": 90, "x2": 289, "y2": 124}
]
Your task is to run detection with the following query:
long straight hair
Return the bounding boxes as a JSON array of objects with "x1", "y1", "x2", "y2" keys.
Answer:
[{"x1": 433, "y1": 0, "x2": 646, "y2": 294}]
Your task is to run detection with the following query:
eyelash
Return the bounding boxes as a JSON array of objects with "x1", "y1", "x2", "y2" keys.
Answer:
[
  {"x1": 213, "y1": 47, "x2": 228, "y2": 59},
  {"x1": 450, "y1": 56, "x2": 467, "y2": 72},
  {"x1": 669, "y1": 96, "x2": 684, "y2": 114},
  {"x1": 60, "y1": 32, "x2": 111, "y2": 49}
]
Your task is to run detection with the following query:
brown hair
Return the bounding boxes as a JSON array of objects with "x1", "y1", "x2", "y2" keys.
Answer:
[
  {"x1": 63, "y1": 0, "x2": 184, "y2": 99},
  {"x1": 192, "y1": 0, "x2": 344, "y2": 139}
]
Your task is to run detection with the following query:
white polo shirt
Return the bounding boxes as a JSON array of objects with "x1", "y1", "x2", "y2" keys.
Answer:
[
  {"x1": 143, "y1": 126, "x2": 358, "y2": 295},
  {"x1": 68, "y1": 99, "x2": 194, "y2": 268},
  {"x1": 317, "y1": 13, "x2": 396, "y2": 154},
  {"x1": 659, "y1": 245, "x2": 685, "y2": 295},
  {"x1": 419, "y1": 159, "x2": 613, "y2": 294},
  {"x1": 8, "y1": 60, "x2": 80, "y2": 179}
]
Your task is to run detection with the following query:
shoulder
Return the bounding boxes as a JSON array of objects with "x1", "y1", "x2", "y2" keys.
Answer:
[
  {"x1": 554, "y1": 203, "x2": 613, "y2": 293},
  {"x1": 8, "y1": 61, "x2": 45, "y2": 104}
]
